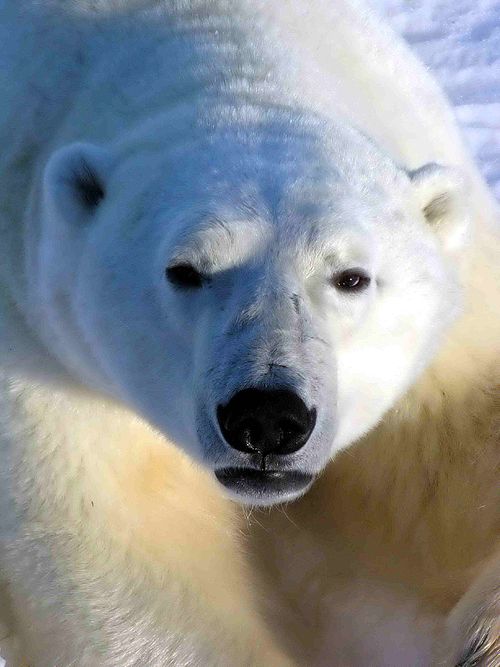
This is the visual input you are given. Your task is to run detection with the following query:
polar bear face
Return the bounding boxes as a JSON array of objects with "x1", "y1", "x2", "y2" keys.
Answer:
[{"x1": 37, "y1": 121, "x2": 468, "y2": 505}]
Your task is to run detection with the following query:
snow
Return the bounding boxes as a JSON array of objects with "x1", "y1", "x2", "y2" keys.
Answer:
[{"x1": 379, "y1": 0, "x2": 500, "y2": 199}]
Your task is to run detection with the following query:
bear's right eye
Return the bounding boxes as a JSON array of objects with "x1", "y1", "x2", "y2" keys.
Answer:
[{"x1": 166, "y1": 264, "x2": 204, "y2": 289}]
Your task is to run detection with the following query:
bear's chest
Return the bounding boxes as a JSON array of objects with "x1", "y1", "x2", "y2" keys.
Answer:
[{"x1": 250, "y1": 527, "x2": 443, "y2": 666}]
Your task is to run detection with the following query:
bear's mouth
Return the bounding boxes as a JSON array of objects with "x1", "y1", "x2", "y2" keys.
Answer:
[{"x1": 215, "y1": 467, "x2": 314, "y2": 502}]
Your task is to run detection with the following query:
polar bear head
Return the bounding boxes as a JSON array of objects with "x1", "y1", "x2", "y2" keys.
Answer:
[{"x1": 36, "y1": 115, "x2": 469, "y2": 505}]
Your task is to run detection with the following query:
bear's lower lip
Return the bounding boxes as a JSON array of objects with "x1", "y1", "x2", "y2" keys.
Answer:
[{"x1": 215, "y1": 467, "x2": 314, "y2": 501}]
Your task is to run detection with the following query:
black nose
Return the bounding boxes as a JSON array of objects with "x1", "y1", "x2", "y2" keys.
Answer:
[{"x1": 217, "y1": 389, "x2": 316, "y2": 456}]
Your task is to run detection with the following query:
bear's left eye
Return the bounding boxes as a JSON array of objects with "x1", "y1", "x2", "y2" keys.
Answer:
[
  {"x1": 332, "y1": 269, "x2": 371, "y2": 292},
  {"x1": 166, "y1": 264, "x2": 204, "y2": 289}
]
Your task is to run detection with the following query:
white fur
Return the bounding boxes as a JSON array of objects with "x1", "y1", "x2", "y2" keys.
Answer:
[{"x1": 0, "y1": 1, "x2": 498, "y2": 665}]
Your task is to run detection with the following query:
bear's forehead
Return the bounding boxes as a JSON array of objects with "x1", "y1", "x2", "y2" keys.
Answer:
[
  {"x1": 114, "y1": 116, "x2": 414, "y2": 259},
  {"x1": 170, "y1": 171, "x2": 402, "y2": 238},
  {"x1": 142, "y1": 110, "x2": 395, "y2": 197},
  {"x1": 165, "y1": 190, "x2": 396, "y2": 275}
]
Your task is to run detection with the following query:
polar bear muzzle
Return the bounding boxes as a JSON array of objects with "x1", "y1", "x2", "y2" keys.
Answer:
[{"x1": 214, "y1": 388, "x2": 317, "y2": 501}]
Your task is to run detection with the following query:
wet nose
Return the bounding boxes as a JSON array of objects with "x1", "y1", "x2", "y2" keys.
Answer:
[{"x1": 217, "y1": 388, "x2": 316, "y2": 456}]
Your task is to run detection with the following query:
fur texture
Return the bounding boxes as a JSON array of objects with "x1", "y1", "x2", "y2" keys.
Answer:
[{"x1": 0, "y1": 1, "x2": 498, "y2": 665}]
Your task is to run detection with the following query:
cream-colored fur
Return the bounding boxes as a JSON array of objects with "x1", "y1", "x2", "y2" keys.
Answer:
[
  {"x1": 0, "y1": 288, "x2": 295, "y2": 667},
  {"x1": 248, "y1": 227, "x2": 500, "y2": 665},
  {"x1": 0, "y1": 282, "x2": 303, "y2": 666},
  {"x1": 0, "y1": 0, "x2": 498, "y2": 666}
]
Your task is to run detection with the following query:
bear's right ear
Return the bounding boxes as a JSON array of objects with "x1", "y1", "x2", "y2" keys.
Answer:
[{"x1": 43, "y1": 142, "x2": 111, "y2": 225}]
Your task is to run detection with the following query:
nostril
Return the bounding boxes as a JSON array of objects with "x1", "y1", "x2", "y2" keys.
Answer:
[
  {"x1": 235, "y1": 419, "x2": 265, "y2": 453},
  {"x1": 217, "y1": 405, "x2": 261, "y2": 454},
  {"x1": 217, "y1": 389, "x2": 316, "y2": 456}
]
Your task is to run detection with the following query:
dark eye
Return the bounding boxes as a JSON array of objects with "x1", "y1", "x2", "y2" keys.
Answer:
[
  {"x1": 332, "y1": 269, "x2": 371, "y2": 292},
  {"x1": 166, "y1": 264, "x2": 204, "y2": 289}
]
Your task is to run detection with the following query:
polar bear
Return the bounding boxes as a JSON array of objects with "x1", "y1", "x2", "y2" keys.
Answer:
[{"x1": 0, "y1": 0, "x2": 498, "y2": 666}]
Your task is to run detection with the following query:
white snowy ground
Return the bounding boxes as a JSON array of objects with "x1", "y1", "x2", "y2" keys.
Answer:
[{"x1": 379, "y1": 0, "x2": 500, "y2": 199}]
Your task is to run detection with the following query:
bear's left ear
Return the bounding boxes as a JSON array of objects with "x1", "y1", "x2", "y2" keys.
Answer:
[
  {"x1": 408, "y1": 163, "x2": 470, "y2": 254},
  {"x1": 43, "y1": 142, "x2": 111, "y2": 226}
]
